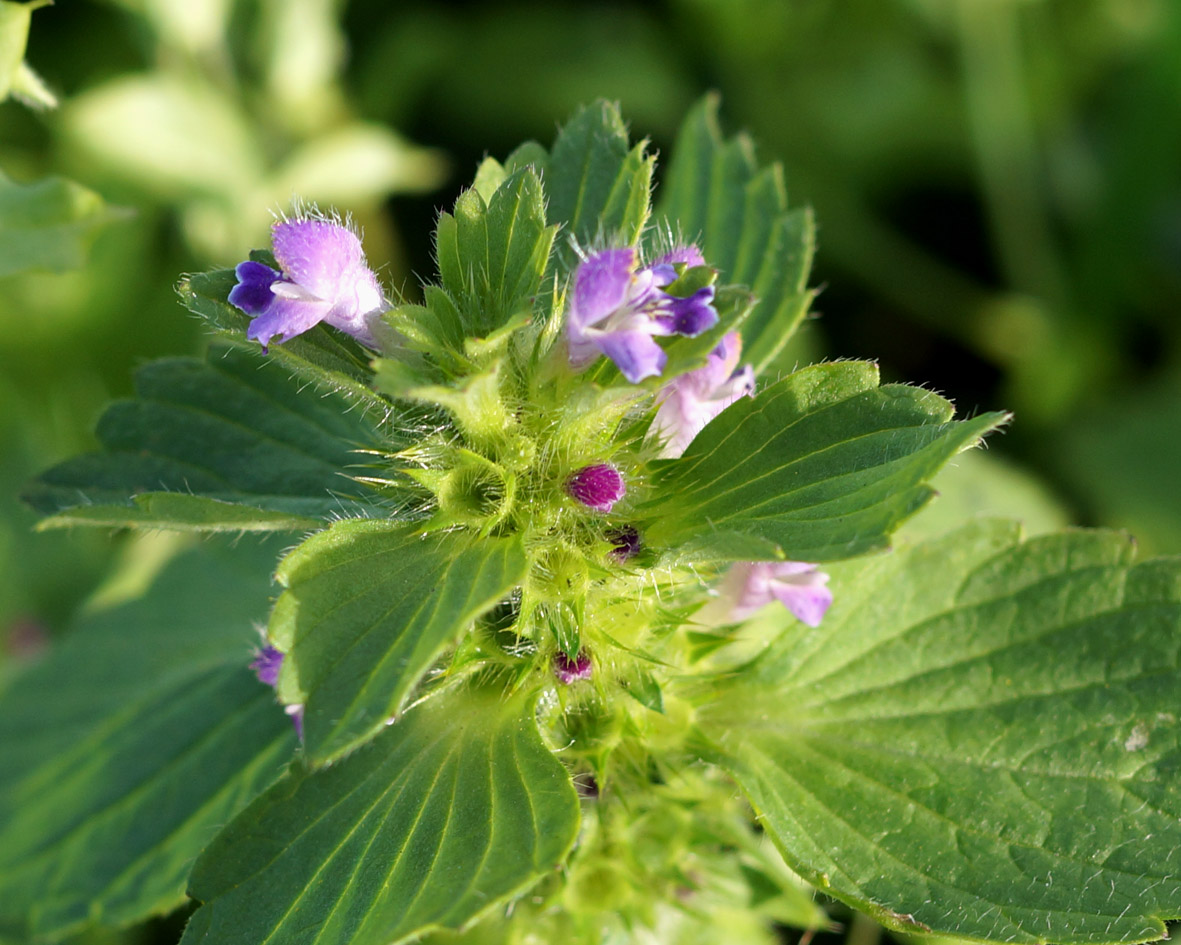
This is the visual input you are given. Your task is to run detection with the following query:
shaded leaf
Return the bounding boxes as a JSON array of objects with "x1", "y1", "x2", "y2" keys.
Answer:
[
  {"x1": 182, "y1": 684, "x2": 580, "y2": 945},
  {"x1": 26, "y1": 342, "x2": 399, "y2": 529},
  {"x1": 643, "y1": 361, "x2": 1006, "y2": 562},
  {"x1": 0, "y1": 539, "x2": 296, "y2": 941},
  {"x1": 699, "y1": 520, "x2": 1181, "y2": 943},
  {"x1": 655, "y1": 94, "x2": 815, "y2": 374},
  {"x1": 270, "y1": 519, "x2": 528, "y2": 764}
]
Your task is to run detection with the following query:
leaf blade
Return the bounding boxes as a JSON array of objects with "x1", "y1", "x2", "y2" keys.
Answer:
[
  {"x1": 270, "y1": 520, "x2": 529, "y2": 764},
  {"x1": 699, "y1": 521, "x2": 1181, "y2": 943},
  {"x1": 25, "y1": 342, "x2": 400, "y2": 529},
  {"x1": 0, "y1": 539, "x2": 296, "y2": 940},
  {"x1": 182, "y1": 685, "x2": 580, "y2": 945},
  {"x1": 644, "y1": 361, "x2": 1007, "y2": 561},
  {"x1": 655, "y1": 95, "x2": 815, "y2": 374}
]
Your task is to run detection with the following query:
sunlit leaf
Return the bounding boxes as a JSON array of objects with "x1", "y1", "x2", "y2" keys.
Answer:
[
  {"x1": 644, "y1": 361, "x2": 1006, "y2": 562},
  {"x1": 699, "y1": 520, "x2": 1181, "y2": 943},
  {"x1": 181, "y1": 684, "x2": 580, "y2": 945},
  {"x1": 270, "y1": 519, "x2": 528, "y2": 764}
]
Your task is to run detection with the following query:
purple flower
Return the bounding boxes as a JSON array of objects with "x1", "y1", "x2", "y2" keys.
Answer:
[
  {"x1": 565, "y1": 246, "x2": 718, "y2": 383},
  {"x1": 229, "y1": 216, "x2": 387, "y2": 348},
  {"x1": 250, "y1": 645, "x2": 284, "y2": 687},
  {"x1": 566, "y1": 463, "x2": 626, "y2": 513},
  {"x1": 554, "y1": 651, "x2": 593, "y2": 684},
  {"x1": 249, "y1": 644, "x2": 304, "y2": 738},
  {"x1": 711, "y1": 561, "x2": 833, "y2": 627},
  {"x1": 650, "y1": 331, "x2": 754, "y2": 459}
]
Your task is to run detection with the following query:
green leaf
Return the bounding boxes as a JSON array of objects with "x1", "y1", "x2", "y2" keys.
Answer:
[
  {"x1": 36, "y1": 493, "x2": 321, "y2": 533},
  {"x1": 25, "y1": 342, "x2": 397, "y2": 530},
  {"x1": 698, "y1": 520, "x2": 1181, "y2": 943},
  {"x1": 0, "y1": 538, "x2": 296, "y2": 941},
  {"x1": 181, "y1": 684, "x2": 580, "y2": 945},
  {"x1": 643, "y1": 361, "x2": 1006, "y2": 562},
  {"x1": 655, "y1": 94, "x2": 816, "y2": 374},
  {"x1": 178, "y1": 268, "x2": 394, "y2": 418},
  {"x1": 434, "y1": 166, "x2": 556, "y2": 339},
  {"x1": 545, "y1": 101, "x2": 655, "y2": 268},
  {"x1": 0, "y1": 171, "x2": 125, "y2": 276},
  {"x1": 269, "y1": 520, "x2": 528, "y2": 764}
]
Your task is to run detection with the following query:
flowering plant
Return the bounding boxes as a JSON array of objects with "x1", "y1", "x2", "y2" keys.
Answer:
[{"x1": 7, "y1": 100, "x2": 1181, "y2": 945}]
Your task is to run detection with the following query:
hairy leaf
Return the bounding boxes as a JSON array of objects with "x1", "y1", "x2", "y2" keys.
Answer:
[
  {"x1": 655, "y1": 94, "x2": 815, "y2": 374},
  {"x1": 434, "y1": 166, "x2": 556, "y2": 338},
  {"x1": 181, "y1": 684, "x2": 580, "y2": 945},
  {"x1": 643, "y1": 361, "x2": 1006, "y2": 562},
  {"x1": 178, "y1": 267, "x2": 393, "y2": 417},
  {"x1": 0, "y1": 539, "x2": 296, "y2": 941},
  {"x1": 270, "y1": 520, "x2": 528, "y2": 764},
  {"x1": 699, "y1": 521, "x2": 1181, "y2": 943},
  {"x1": 26, "y1": 342, "x2": 400, "y2": 529}
]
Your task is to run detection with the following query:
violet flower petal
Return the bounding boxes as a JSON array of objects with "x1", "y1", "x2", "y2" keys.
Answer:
[
  {"x1": 651, "y1": 331, "x2": 754, "y2": 458},
  {"x1": 661, "y1": 286, "x2": 718, "y2": 336},
  {"x1": 597, "y1": 330, "x2": 667, "y2": 383},
  {"x1": 250, "y1": 645, "x2": 284, "y2": 687},
  {"x1": 655, "y1": 245, "x2": 706, "y2": 268},
  {"x1": 770, "y1": 580, "x2": 834, "y2": 628},
  {"x1": 713, "y1": 560, "x2": 832, "y2": 625},
  {"x1": 245, "y1": 296, "x2": 332, "y2": 348},
  {"x1": 228, "y1": 261, "x2": 280, "y2": 314},
  {"x1": 271, "y1": 219, "x2": 366, "y2": 302}
]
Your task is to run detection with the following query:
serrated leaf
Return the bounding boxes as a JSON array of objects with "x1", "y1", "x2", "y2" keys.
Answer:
[
  {"x1": 0, "y1": 539, "x2": 296, "y2": 941},
  {"x1": 181, "y1": 684, "x2": 580, "y2": 945},
  {"x1": 0, "y1": 171, "x2": 126, "y2": 276},
  {"x1": 698, "y1": 520, "x2": 1181, "y2": 944},
  {"x1": 434, "y1": 166, "x2": 555, "y2": 339},
  {"x1": 655, "y1": 95, "x2": 815, "y2": 374},
  {"x1": 25, "y1": 342, "x2": 398, "y2": 529},
  {"x1": 269, "y1": 520, "x2": 529, "y2": 764},
  {"x1": 178, "y1": 268, "x2": 394, "y2": 417},
  {"x1": 642, "y1": 361, "x2": 1006, "y2": 562},
  {"x1": 545, "y1": 101, "x2": 654, "y2": 268}
]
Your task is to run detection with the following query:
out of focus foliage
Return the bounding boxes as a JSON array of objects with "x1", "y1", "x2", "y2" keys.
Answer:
[{"x1": 2, "y1": 0, "x2": 1178, "y2": 773}]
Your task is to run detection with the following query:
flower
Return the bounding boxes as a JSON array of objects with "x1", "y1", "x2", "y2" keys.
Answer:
[
  {"x1": 249, "y1": 645, "x2": 304, "y2": 738},
  {"x1": 554, "y1": 651, "x2": 593, "y2": 684},
  {"x1": 249, "y1": 645, "x2": 284, "y2": 687},
  {"x1": 229, "y1": 216, "x2": 387, "y2": 348},
  {"x1": 650, "y1": 331, "x2": 754, "y2": 458},
  {"x1": 565, "y1": 246, "x2": 718, "y2": 383},
  {"x1": 708, "y1": 561, "x2": 833, "y2": 627},
  {"x1": 566, "y1": 463, "x2": 626, "y2": 513}
]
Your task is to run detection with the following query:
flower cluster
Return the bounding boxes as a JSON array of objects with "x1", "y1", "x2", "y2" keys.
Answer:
[{"x1": 230, "y1": 223, "x2": 834, "y2": 705}]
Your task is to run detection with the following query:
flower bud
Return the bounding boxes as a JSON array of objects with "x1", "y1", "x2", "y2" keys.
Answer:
[
  {"x1": 554, "y1": 651, "x2": 593, "y2": 684},
  {"x1": 566, "y1": 463, "x2": 626, "y2": 513}
]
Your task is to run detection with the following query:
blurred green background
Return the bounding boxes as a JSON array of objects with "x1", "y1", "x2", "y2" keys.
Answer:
[{"x1": 2, "y1": 0, "x2": 1179, "y2": 692}]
